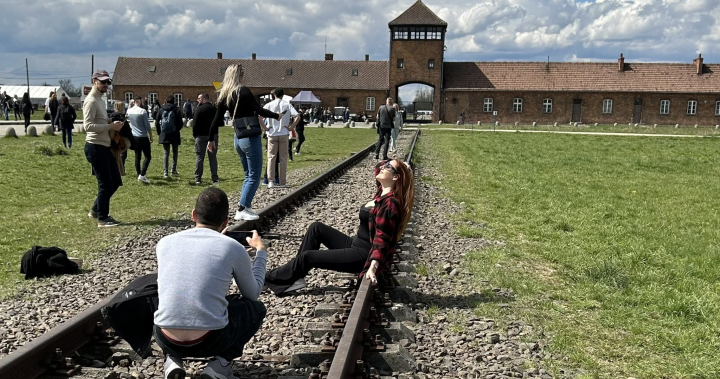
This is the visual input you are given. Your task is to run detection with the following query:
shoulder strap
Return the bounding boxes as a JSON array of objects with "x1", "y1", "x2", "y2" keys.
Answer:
[{"x1": 231, "y1": 89, "x2": 240, "y2": 119}]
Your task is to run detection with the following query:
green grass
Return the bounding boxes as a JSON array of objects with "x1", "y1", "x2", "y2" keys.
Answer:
[
  {"x1": 415, "y1": 123, "x2": 720, "y2": 136},
  {"x1": 417, "y1": 131, "x2": 720, "y2": 378},
  {"x1": 0, "y1": 127, "x2": 377, "y2": 296}
]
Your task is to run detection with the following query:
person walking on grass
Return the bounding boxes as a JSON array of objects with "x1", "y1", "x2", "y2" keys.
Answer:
[
  {"x1": 193, "y1": 93, "x2": 219, "y2": 185},
  {"x1": 208, "y1": 64, "x2": 282, "y2": 221},
  {"x1": 13, "y1": 95, "x2": 21, "y2": 121},
  {"x1": 294, "y1": 108, "x2": 307, "y2": 155},
  {"x1": 1, "y1": 91, "x2": 10, "y2": 120},
  {"x1": 55, "y1": 96, "x2": 76, "y2": 148},
  {"x1": 47, "y1": 92, "x2": 59, "y2": 132},
  {"x1": 155, "y1": 96, "x2": 184, "y2": 178},
  {"x1": 389, "y1": 103, "x2": 403, "y2": 153},
  {"x1": 83, "y1": 70, "x2": 124, "y2": 227},
  {"x1": 375, "y1": 97, "x2": 395, "y2": 160},
  {"x1": 21, "y1": 93, "x2": 33, "y2": 133},
  {"x1": 127, "y1": 97, "x2": 153, "y2": 184},
  {"x1": 261, "y1": 87, "x2": 298, "y2": 189}
]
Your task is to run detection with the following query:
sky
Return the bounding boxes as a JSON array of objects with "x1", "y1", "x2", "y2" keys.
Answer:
[{"x1": 1, "y1": 0, "x2": 719, "y2": 99}]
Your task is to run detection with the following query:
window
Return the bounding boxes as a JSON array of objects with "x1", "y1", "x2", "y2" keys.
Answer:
[
  {"x1": 174, "y1": 93, "x2": 182, "y2": 105},
  {"x1": 124, "y1": 92, "x2": 133, "y2": 103},
  {"x1": 428, "y1": 59, "x2": 435, "y2": 69},
  {"x1": 410, "y1": 27, "x2": 426, "y2": 39},
  {"x1": 687, "y1": 100, "x2": 697, "y2": 115},
  {"x1": 512, "y1": 98, "x2": 522, "y2": 113},
  {"x1": 397, "y1": 58, "x2": 404, "y2": 69},
  {"x1": 602, "y1": 99, "x2": 613, "y2": 114},
  {"x1": 352, "y1": 69, "x2": 358, "y2": 76},
  {"x1": 660, "y1": 100, "x2": 670, "y2": 114},
  {"x1": 483, "y1": 98, "x2": 493, "y2": 113},
  {"x1": 427, "y1": 27, "x2": 443, "y2": 39},
  {"x1": 337, "y1": 97, "x2": 348, "y2": 107},
  {"x1": 543, "y1": 98, "x2": 552, "y2": 113},
  {"x1": 715, "y1": 101, "x2": 720, "y2": 116},
  {"x1": 285, "y1": 68, "x2": 293, "y2": 75},
  {"x1": 366, "y1": 97, "x2": 375, "y2": 111},
  {"x1": 392, "y1": 27, "x2": 408, "y2": 40}
]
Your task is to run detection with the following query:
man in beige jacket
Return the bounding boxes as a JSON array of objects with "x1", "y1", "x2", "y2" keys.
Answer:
[{"x1": 83, "y1": 69, "x2": 124, "y2": 227}]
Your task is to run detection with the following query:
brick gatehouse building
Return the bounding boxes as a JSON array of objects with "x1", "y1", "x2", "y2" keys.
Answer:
[{"x1": 113, "y1": 0, "x2": 720, "y2": 126}]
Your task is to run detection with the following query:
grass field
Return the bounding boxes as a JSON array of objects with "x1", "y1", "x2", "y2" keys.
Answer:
[
  {"x1": 0, "y1": 127, "x2": 377, "y2": 296},
  {"x1": 416, "y1": 131, "x2": 720, "y2": 378},
  {"x1": 415, "y1": 122, "x2": 720, "y2": 136}
]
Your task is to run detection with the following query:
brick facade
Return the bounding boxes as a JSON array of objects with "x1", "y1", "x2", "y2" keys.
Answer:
[
  {"x1": 389, "y1": 39, "x2": 444, "y2": 123},
  {"x1": 443, "y1": 91, "x2": 720, "y2": 126}
]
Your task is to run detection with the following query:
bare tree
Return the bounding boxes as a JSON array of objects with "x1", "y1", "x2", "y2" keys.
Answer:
[{"x1": 58, "y1": 79, "x2": 81, "y2": 97}]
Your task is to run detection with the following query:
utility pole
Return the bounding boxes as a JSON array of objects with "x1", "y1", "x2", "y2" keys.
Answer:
[
  {"x1": 25, "y1": 58, "x2": 30, "y2": 94},
  {"x1": 91, "y1": 55, "x2": 94, "y2": 79}
]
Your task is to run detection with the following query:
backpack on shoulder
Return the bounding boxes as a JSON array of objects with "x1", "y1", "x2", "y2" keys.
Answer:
[{"x1": 160, "y1": 109, "x2": 176, "y2": 134}]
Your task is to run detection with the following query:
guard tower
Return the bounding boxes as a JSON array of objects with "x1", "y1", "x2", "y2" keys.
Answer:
[{"x1": 388, "y1": 0, "x2": 447, "y2": 123}]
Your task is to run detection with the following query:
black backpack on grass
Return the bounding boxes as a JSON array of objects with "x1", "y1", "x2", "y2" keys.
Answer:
[{"x1": 101, "y1": 273, "x2": 158, "y2": 357}]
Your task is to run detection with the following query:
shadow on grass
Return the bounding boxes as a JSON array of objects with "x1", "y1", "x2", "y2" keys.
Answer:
[{"x1": 417, "y1": 289, "x2": 513, "y2": 309}]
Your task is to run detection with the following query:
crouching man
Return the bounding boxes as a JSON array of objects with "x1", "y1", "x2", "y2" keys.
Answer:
[{"x1": 153, "y1": 187, "x2": 268, "y2": 379}]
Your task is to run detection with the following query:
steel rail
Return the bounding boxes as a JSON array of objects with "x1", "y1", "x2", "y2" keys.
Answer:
[
  {"x1": 326, "y1": 128, "x2": 420, "y2": 379},
  {"x1": 0, "y1": 141, "x2": 379, "y2": 379}
]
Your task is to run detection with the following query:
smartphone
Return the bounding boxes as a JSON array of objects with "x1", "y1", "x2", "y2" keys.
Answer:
[{"x1": 225, "y1": 231, "x2": 255, "y2": 247}]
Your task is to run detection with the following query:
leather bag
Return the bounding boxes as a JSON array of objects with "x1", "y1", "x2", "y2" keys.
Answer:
[{"x1": 231, "y1": 90, "x2": 262, "y2": 139}]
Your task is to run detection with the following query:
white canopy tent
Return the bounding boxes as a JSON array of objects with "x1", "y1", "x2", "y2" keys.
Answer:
[{"x1": 0, "y1": 85, "x2": 68, "y2": 108}]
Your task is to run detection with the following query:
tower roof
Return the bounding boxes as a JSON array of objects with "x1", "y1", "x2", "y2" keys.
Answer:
[{"x1": 389, "y1": 1, "x2": 447, "y2": 27}]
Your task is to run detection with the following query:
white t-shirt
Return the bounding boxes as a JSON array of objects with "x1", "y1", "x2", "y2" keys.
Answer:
[
  {"x1": 263, "y1": 98, "x2": 298, "y2": 137},
  {"x1": 44, "y1": 98, "x2": 50, "y2": 112}
]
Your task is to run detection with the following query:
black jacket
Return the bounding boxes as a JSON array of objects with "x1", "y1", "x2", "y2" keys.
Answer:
[
  {"x1": 209, "y1": 86, "x2": 279, "y2": 140},
  {"x1": 20, "y1": 246, "x2": 78, "y2": 279},
  {"x1": 192, "y1": 102, "x2": 217, "y2": 138},
  {"x1": 55, "y1": 104, "x2": 77, "y2": 130},
  {"x1": 154, "y1": 103, "x2": 184, "y2": 145}
]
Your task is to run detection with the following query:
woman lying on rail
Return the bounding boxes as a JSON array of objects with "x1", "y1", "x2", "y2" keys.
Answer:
[{"x1": 264, "y1": 159, "x2": 414, "y2": 295}]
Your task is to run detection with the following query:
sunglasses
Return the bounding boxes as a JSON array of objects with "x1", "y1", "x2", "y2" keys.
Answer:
[
  {"x1": 98, "y1": 79, "x2": 112, "y2": 85},
  {"x1": 381, "y1": 161, "x2": 397, "y2": 174}
]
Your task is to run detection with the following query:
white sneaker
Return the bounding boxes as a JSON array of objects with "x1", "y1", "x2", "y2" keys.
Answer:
[
  {"x1": 234, "y1": 208, "x2": 259, "y2": 221},
  {"x1": 295, "y1": 151, "x2": 301, "y2": 155},
  {"x1": 138, "y1": 175, "x2": 151, "y2": 184},
  {"x1": 164, "y1": 355, "x2": 185, "y2": 379},
  {"x1": 267, "y1": 182, "x2": 275, "y2": 189}
]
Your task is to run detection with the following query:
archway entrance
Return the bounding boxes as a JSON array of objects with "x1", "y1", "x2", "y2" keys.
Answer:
[{"x1": 396, "y1": 83, "x2": 434, "y2": 123}]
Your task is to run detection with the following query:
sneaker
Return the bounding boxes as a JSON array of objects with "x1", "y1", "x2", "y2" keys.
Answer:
[
  {"x1": 267, "y1": 182, "x2": 275, "y2": 189},
  {"x1": 88, "y1": 211, "x2": 97, "y2": 219},
  {"x1": 213, "y1": 180, "x2": 220, "y2": 186},
  {"x1": 200, "y1": 357, "x2": 234, "y2": 379},
  {"x1": 163, "y1": 172, "x2": 169, "y2": 178},
  {"x1": 261, "y1": 178, "x2": 268, "y2": 186},
  {"x1": 138, "y1": 175, "x2": 151, "y2": 184},
  {"x1": 195, "y1": 181, "x2": 202, "y2": 185},
  {"x1": 164, "y1": 355, "x2": 186, "y2": 379},
  {"x1": 274, "y1": 179, "x2": 280, "y2": 185},
  {"x1": 281, "y1": 278, "x2": 307, "y2": 295},
  {"x1": 295, "y1": 151, "x2": 301, "y2": 155},
  {"x1": 233, "y1": 208, "x2": 260, "y2": 221},
  {"x1": 97, "y1": 216, "x2": 121, "y2": 228},
  {"x1": 172, "y1": 171, "x2": 180, "y2": 177},
  {"x1": 374, "y1": 155, "x2": 379, "y2": 160}
]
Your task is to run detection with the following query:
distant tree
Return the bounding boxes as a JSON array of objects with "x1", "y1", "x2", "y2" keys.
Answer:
[
  {"x1": 41, "y1": 82, "x2": 50, "y2": 86},
  {"x1": 414, "y1": 86, "x2": 434, "y2": 103},
  {"x1": 58, "y1": 79, "x2": 81, "y2": 97}
]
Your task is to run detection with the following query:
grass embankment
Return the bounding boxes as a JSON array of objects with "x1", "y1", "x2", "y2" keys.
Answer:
[
  {"x1": 417, "y1": 131, "x2": 719, "y2": 378},
  {"x1": 0, "y1": 127, "x2": 377, "y2": 296},
  {"x1": 416, "y1": 123, "x2": 720, "y2": 136}
]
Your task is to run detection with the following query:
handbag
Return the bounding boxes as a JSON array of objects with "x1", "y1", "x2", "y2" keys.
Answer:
[
  {"x1": 43, "y1": 113, "x2": 50, "y2": 121},
  {"x1": 231, "y1": 90, "x2": 262, "y2": 139}
]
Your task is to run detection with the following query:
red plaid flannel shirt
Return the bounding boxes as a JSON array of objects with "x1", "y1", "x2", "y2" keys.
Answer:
[{"x1": 362, "y1": 161, "x2": 401, "y2": 276}]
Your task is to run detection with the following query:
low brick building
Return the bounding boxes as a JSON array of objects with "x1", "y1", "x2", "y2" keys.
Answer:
[{"x1": 112, "y1": 0, "x2": 720, "y2": 126}]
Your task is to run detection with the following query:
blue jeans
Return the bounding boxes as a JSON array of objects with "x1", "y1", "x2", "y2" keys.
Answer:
[{"x1": 233, "y1": 134, "x2": 263, "y2": 209}]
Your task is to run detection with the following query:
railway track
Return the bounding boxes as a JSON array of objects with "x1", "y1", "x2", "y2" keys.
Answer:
[{"x1": 0, "y1": 129, "x2": 421, "y2": 379}]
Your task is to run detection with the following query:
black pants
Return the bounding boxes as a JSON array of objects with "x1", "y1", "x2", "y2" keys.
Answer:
[
  {"x1": 162, "y1": 144, "x2": 179, "y2": 174},
  {"x1": 375, "y1": 128, "x2": 392, "y2": 159},
  {"x1": 295, "y1": 129, "x2": 306, "y2": 152},
  {"x1": 153, "y1": 295, "x2": 266, "y2": 361},
  {"x1": 14, "y1": 109, "x2": 20, "y2": 121},
  {"x1": 195, "y1": 136, "x2": 219, "y2": 182},
  {"x1": 265, "y1": 222, "x2": 370, "y2": 294},
  {"x1": 23, "y1": 112, "x2": 31, "y2": 132},
  {"x1": 134, "y1": 137, "x2": 152, "y2": 176},
  {"x1": 84, "y1": 143, "x2": 122, "y2": 220}
]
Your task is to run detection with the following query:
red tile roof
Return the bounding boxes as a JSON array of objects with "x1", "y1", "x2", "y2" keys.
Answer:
[
  {"x1": 113, "y1": 57, "x2": 389, "y2": 90},
  {"x1": 389, "y1": 0, "x2": 447, "y2": 26},
  {"x1": 443, "y1": 61, "x2": 720, "y2": 93}
]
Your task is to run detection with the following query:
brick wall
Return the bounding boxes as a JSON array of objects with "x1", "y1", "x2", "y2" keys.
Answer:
[
  {"x1": 113, "y1": 85, "x2": 387, "y2": 114},
  {"x1": 389, "y1": 39, "x2": 445, "y2": 122},
  {"x1": 443, "y1": 90, "x2": 720, "y2": 126}
]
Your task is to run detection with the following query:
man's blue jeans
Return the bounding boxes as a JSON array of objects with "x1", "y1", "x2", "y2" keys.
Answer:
[{"x1": 233, "y1": 134, "x2": 263, "y2": 209}]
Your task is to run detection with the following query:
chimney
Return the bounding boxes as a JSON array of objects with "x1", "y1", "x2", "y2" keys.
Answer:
[
  {"x1": 252, "y1": 53, "x2": 256, "y2": 60},
  {"x1": 325, "y1": 53, "x2": 334, "y2": 61},
  {"x1": 618, "y1": 53, "x2": 625, "y2": 72},
  {"x1": 217, "y1": 52, "x2": 222, "y2": 59},
  {"x1": 365, "y1": 54, "x2": 369, "y2": 61},
  {"x1": 693, "y1": 53, "x2": 703, "y2": 75}
]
